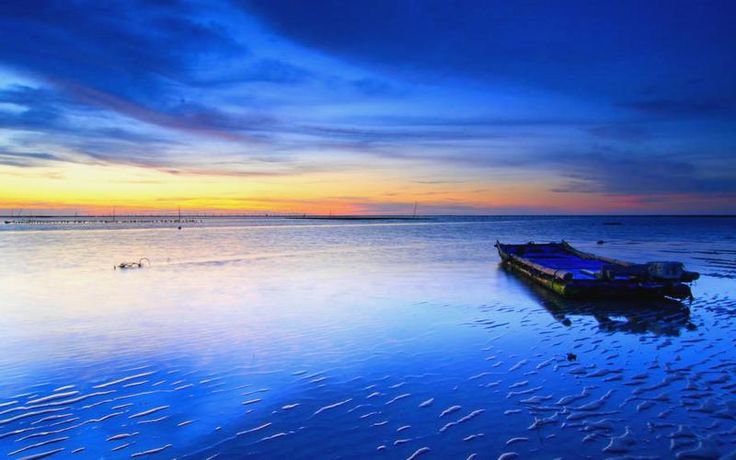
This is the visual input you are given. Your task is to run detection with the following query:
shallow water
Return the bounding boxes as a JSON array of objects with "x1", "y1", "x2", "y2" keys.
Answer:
[{"x1": 0, "y1": 216, "x2": 735, "y2": 459}]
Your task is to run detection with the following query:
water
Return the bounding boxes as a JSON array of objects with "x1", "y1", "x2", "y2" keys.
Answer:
[{"x1": 0, "y1": 216, "x2": 735, "y2": 459}]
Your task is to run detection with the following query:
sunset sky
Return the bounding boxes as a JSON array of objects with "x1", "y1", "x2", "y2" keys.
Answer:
[{"x1": 1, "y1": 0, "x2": 735, "y2": 215}]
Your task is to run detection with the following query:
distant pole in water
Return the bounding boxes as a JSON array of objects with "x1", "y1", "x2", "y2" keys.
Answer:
[
  {"x1": 412, "y1": 201, "x2": 418, "y2": 218},
  {"x1": 112, "y1": 206, "x2": 116, "y2": 222}
]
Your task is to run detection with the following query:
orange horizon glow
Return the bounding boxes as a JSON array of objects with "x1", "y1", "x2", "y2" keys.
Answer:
[{"x1": 2, "y1": 161, "x2": 733, "y2": 216}]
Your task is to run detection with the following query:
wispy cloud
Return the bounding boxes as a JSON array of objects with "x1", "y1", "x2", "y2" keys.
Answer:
[
  {"x1": 0, "y1": 150, "x2": 64, "y2": 167},
  {"x1": 620, "y1": 97, "x2": 735, "y2": 118},
  {"x1": 549, "y1": 151, "x2": 736, "y2": 196}
]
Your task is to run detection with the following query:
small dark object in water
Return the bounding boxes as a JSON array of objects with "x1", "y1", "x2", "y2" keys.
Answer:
[
  {"x1": 178, "y1": 226, "x2": 182, "y2": 230},
  {"x1": 567, "y1": 353, "x2": 577, "y2": 361},
  {"x1": 115, "y1": 258, "x2": 150, "y2": 270},
  {"x1": 597, "y1": 240, "x2": 605, "y2": 245}
]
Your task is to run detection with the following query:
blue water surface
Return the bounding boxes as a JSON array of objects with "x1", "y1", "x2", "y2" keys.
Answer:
[{"x1": 0, "y1": 216, "x2": 734, "y2": 459}]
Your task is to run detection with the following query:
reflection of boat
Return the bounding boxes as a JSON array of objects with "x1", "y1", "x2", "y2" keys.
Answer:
[
  {"x1": 500, "y1": 266, "x2": 696, "y2": 336},
  {"x1": 495, "y1": 241, "x2": 699, "y2": 299}
]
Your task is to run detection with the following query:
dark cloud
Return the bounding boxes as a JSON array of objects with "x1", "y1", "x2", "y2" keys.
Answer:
[
  {"x1": 0, "y1": 84, "x2": 177, "y2": 144},
  {"x1": 588, "y1": 125, "x2": 650, "y2": 142},
  {"x1": 240, "y1": 0, "x2": 736, "y2": 102},
  {"x1": 0, "y1": 82, "x2": 281, "y2": 169},
  {"x1": 343, "y1": 115, "x2": 603, "y2": 128},
  {"x1": 0, "y1": 149, "x2": 63, "y2": 167},
  {"x1": 196, "y1": 59, "x2": 315, "y2": 87},
  {"x1": 296, "y1": 124, "x2": 506, "y2": 143},
  {"x1": 620, "y1": 98, "x2": 735, "y2": 118},
  {"x1": 0, "y1": 0, "x2": 243, "y2": 100},
  {"x1": 53, "y1": 80, "x2": 271, "y2": 142},
  {"x1": 349, "y1": 78, "x2": 399, "y2": 97},
  {"x1": 0, "y1": 85, "x2": 72, "y2": 107},
  {"x1": 548, "y1": 152, "x2": 736, "y2": 196},
  {"x1": 0, "y1": 1, "x2": 273, "y2": 141}
]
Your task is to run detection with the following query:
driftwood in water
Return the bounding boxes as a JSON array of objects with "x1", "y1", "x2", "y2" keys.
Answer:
[{"x1": 115, "y1": 258, "x2": 150, "y2": 270}]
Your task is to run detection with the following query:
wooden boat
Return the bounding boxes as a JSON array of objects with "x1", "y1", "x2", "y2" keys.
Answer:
[{"x1": 495, "y1": 241, "x2": 699, "y2": 300}]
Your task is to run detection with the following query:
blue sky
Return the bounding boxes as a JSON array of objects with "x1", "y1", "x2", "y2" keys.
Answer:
[{"x1": 0, "y1": 0, "x2": 735, "y2": 214}]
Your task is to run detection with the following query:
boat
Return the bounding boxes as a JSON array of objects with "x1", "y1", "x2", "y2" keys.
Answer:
[{"x1": 495, "y1": 241, "x2": 699, "y2": 300}]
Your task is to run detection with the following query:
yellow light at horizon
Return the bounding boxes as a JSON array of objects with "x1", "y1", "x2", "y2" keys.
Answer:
[{"x1": 0, "y1": 161, "x2": 613, "y2": 214}]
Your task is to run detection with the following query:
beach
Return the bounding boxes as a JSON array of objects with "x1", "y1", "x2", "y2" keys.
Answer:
[{"x1": 0, "y1": 216, "x2": 735, "y2": 458}]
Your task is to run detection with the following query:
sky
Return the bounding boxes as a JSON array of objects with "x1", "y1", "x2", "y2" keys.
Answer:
[{"x1": 0, "y1": 0, "x2": 735, "y2": 215}]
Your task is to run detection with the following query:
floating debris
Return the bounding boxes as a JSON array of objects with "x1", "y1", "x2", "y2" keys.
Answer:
[{"x1": 114, "y1": 258, "x2": 150, "y2": 270}]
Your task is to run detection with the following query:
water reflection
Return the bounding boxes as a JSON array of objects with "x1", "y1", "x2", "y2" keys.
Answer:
[
  {"x1": 1, "y1": 217, "x2": 734, "y2": 459},
  {"x1": 501, "y1": 266, "x2": 696, "y2": 336}
]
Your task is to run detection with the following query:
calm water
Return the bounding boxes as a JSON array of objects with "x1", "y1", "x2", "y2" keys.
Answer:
[{"x1": 0, "y1": 216, "x2": 735, "y2": 459}]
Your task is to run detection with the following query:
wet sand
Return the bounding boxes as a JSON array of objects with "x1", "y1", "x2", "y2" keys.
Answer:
[{"x1": 0, "y1": 216, "x2": 734, "y2": 458}]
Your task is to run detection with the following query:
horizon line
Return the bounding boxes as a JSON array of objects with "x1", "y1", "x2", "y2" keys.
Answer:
[{"x1": 2, "y1": 213, "x2": 736, "y2": 218}]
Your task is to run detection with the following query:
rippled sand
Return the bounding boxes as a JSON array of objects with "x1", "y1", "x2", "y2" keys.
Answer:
[{"x1": 0, "y1": 216, "x2": 734, "y2": 458}]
